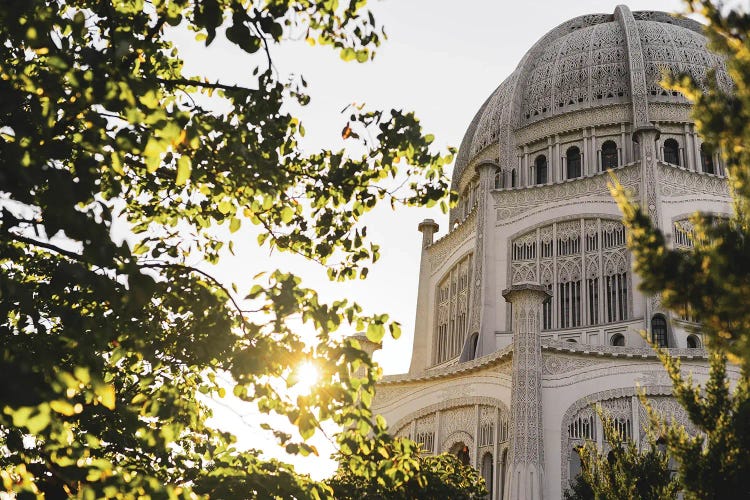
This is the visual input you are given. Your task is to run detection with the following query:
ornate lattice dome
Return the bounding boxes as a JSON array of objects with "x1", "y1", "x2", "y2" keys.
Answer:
[{"x1": 451, "y1": 6, "x2": 731, "y2": 191}]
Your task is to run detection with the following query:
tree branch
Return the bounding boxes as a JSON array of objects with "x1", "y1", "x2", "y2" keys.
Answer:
[{"x1": 140, "y1": 261, "x2": 250, "y2": 337}]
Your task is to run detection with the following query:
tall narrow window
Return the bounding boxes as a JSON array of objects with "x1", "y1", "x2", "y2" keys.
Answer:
[
  {"x1": 618, "y1": 272, "x2": 628, "y2": 320},
  {"x1": 535, "y1": 155, "x2": 548, "y2": 184},
  {"x1": 500, "y1": 449, "x2": 508, "y2": 500},
  {"x1": 700, "y1": 143, "x2": 715, "y2": 174},
  {"x1": 566, "y1": 146, "x2": 582, "y2": 179},
  {"x1": 434, "y1": 255, "x2": 473, "y2": 364},
  {"x1": 601, "y1": 140, "x2": 618, "y2": 170},
  {"x1": 559, "y1": 280, "x2": 581, "y2": 328},
  {"x1": 587, "y1": 277, "x2": 599, "y2": 325},
  {"x1": 494, "y1": 168, "x2": 503, "y2": 189},
  {"x1": 663, "y1": 139, "x2": 680, "y2": 166},
  {"x1": 482, "y1": 453, "x2": 494, "y2": 499},
  {"x1": 605, "y1": 272, "x2": 628, "y2": 322},
  {"x1": 651, "y1": 314, "x2": 668, "y2": 347},
  {"x1": 542, "y1": 283, "x2": 553, "y2": 330}
]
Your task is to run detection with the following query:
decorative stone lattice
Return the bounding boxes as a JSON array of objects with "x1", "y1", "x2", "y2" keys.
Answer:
[
  {"x1": 638, "y1": 20, "x2": 732, "y2": 100},
  {"x1": 672, "y1": 218, "x2": 695, "y2": 248},
  {"x1": 427, "y1": 209, "x2": 476, "y2": 275},
  {"x1": 434, "y1": 254, "x2": 473, "y2": 364},
  {"x1": 510, "y1": 217, "x2": 630, "y2": 330},
  {"x1": 641, "y1": 395, "x2": 699, "y2": 439},
  {"x1": 658, "y1": 163, "x2": 731, "y2": 198},
  {"x1": 494, "y1": 164, "x2": 641, "y2": 224},
  {"x1": 542, "y1": 353, "x2": 609, "y2": 376}
]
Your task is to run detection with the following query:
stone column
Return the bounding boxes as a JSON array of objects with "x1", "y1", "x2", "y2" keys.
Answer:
[
  {"x1": 503, "y1": 283, "x2": 550, "y2": 500},
  {"x1": 409, "y1": 219, "x2": 439, "y2": 373},
  {"x1": 547, "y1": 138, "x2": 554, "y2": 185},
  {"x1": 691, "y1": 125, "x2": 701, "y2": 172},
  {"x1": 554, "y1": 135, "x2": 561, "y2": 182},
  {"x1": 583, "y1": 130, "x2": 590, "y2": 175},
  {"x1": 469, "y1": 163, "x2": 499, "y2": 358}
]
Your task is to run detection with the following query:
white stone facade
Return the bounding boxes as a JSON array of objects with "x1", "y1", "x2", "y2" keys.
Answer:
[{"x1": 373, "y1": 6, "x2": 739, "y2": 499}]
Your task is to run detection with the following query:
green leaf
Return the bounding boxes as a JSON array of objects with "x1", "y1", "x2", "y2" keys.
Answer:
[
  {"x1": 281, "y1": 206, "x2": 294, "y2": 223},
  {"x1": 176, "y1": 155, "x2": 192, "y2": 185},
  {"x1": 366, "y1": 322, "x2": 385, "y2": 343},
  {"x1": 95, "y1": 384, "x2": 116, "y2": 410}
]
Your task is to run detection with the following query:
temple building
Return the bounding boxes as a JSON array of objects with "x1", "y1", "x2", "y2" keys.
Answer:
[{"x1": 372, "y1": 6, "x2": 738, "y2": 499}]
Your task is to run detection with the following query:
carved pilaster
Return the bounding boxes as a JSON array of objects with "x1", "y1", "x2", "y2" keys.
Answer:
[
  {"x1": 616, "y1": 5, "x2": 650, "y2": 129},
  {"x1": 634, "y1": 126, "x2": 663, "y2": 330},
  {"x1": 469, "y1": 163, "x2": 497, "y2": 358},
  {"x1": 503, "y1": 284, "x2": 550, "y2": 500}
]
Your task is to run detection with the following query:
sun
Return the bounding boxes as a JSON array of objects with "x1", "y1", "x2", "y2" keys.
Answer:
[{"x1": 294, "y1": 361, "x2": 320, "y2": 394}]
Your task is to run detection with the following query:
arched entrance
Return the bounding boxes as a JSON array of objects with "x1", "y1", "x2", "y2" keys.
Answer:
[{"x1": 450, "y1": 441, "x2": 471, "y2": 465}]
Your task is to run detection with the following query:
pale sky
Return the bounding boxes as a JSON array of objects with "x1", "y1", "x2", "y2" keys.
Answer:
[{"x1": 172, "y1": 0, "x2": 690, "y2": 479}]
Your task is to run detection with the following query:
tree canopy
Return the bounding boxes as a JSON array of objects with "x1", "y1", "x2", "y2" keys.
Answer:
[
  {"x1": 326, "y1": 451, "x2": 487, "y2": 500},
  {"x1": 0, "y1": 0, "x2": 464, "y2": 497}
]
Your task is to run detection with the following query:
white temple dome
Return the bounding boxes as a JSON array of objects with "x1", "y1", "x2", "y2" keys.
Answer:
[{"x1": 451, "y1": 6, "x2": 731, "y2": 194}]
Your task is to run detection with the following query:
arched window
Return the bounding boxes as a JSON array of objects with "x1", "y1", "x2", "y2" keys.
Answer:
[
  {"x1": 566, "y1": 146, "x2": 582, "y2": 179},
  {"x1": 500, "y1": 449, "x2": 508, "y2": 500},
  {"x1": 600, "y1": 140, "x2": 618, "y2": 170},
  {"x1": 569, "y1": 447, "x2": 583, "y2": 481},
  {"x1": 469, "y1": 332, "x2": 479, "y2": 359},
  {"x1": 450, "y1": 442, "x2": 471, "y2": 465},
  {"x1": 435, "y1": 254, "x2": 473, "y2": 365},
  {"x1": 651, "y1": 314, "x2": 668, "y2": 348},
  {"x1": 494, "y1": 168, "x2": 503, "y2": 189},
  {"x1": 663, "y1": 139, "x2": 680, "y2": 166},
  {"x1": 687, "y1": 335, "x2": 701, "y2": 348},
  {"x1": 511, "y1": 168, "x2": 517, "y2": 188},
  {"x1": 700, "y1": 143, "x2": 715, "y2": 174},
  {"x1": 481, "y1": 453, "x2": 494, "y2": 498},
  {"x1": 535, "y1": 155, "x2": 548, "y2": 184},
  {"x1": 610, "y1": 333, "x2": 625, "y2": 346}
]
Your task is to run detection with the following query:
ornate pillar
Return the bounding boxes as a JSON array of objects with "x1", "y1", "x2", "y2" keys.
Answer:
[
  {"x1": 409, "y1": 219, "x2": 439, "y2": 373},
  {"x1": 554, "y1": 135, "x2": 561, "y2": 182},
  {"x1": 691, "y1": 124, "x2": 701, "y2": 172},
  {"x1": 634, "y1": 126, "x2": 662, "y2": 331},
  {"x1": 547, "y1": 138, "x2": 554, "y2": 185},
  {"x1": 583, "y1": 130, "x2": 590, "y2": 175},
  {"x1": 617, "y1": 3, "x2": 666, "y2": 331},
  {"x1": 503, "y1": 284, "x2": 550, "y2": 500},
  {"x1": 469, "y1": 163, "x2": 498, "y2": 358}
]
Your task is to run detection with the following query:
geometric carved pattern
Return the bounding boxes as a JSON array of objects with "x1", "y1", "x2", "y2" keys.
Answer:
[
  {"x1": 494, "y1": 164, "x2": 641, "y2": 224},
  {"x1": 658, "y1": 163, "x2": 731, "y2": 198},
  {"x1": 521, "y1": 21, "x2": 628, "y2": 125},
  {"x1": 427, "y1": 210, "x2": 477, "y2": 275},
  {"x1": 511, "y1": 217, "x2": 630, "y2": 329}
]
